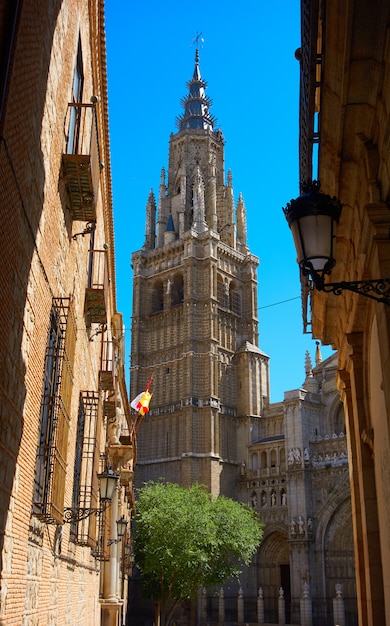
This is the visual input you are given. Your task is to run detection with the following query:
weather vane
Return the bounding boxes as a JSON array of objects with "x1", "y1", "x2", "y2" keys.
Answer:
[{"x1": 191, "y1": 32, "x2": 204, "y2": 49}]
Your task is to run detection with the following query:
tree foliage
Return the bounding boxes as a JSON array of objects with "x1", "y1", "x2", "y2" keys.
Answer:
[{"x1": 133, "y1": 481, "x2": 263, "y2": 626}]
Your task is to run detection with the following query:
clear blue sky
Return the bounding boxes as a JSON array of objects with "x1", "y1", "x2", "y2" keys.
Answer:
[{"x1": 104, "y1": 0, "x2": 334, "y2": 402}]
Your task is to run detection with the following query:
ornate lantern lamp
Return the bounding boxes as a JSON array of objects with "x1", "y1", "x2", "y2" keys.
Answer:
[
  {"x1": 107, "y1": 515, "x2": 128, "y2": 545},
  {"x1": 116, "y1": 515, "x2": 128, "y2": 538},
  {"x1": 283, "y1": 180, "x2": 390, "y2": 304},
  {"x1": 97, "y1": 466, "x2": 120, "y2": 502}
]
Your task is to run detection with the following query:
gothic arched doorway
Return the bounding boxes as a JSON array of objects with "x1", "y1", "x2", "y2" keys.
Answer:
[
  {"x1": 257, "y1": 530, "x2": 290, "y2": 623},
  {"x1": 324, "y1": 498, "x2": 357, "y2": 625}
]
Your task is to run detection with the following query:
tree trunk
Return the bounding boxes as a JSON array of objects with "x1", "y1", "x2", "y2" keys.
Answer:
[{"x1": 155, "y1": 601, "x2": 161, "y2": 626}]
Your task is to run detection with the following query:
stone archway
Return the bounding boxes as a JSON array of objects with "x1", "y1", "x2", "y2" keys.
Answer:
[
  {"x1": 257, "y1": 530, "x2": 290, "y2": 623},
  {"x1": 324, "y1": 499, "x2": 357, "y2": 625}
]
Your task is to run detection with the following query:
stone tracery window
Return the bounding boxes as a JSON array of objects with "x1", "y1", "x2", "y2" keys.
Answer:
[
  {"x1": 217, "y1": 275, "x2": 242, "y2": 315},
  {"x1": 217, "y1": 275, "x2": 228, "y2": 308},
  {"x1": 229, "y1": 281, "x2": 242, "y2": 315}
]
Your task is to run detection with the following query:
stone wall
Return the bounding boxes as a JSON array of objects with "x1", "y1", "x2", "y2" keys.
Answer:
[{"x1": 0, "y1": 1, "x2": 129, "y2": 623}]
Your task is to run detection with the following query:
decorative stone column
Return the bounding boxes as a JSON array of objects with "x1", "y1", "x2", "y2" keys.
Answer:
[
  {"x1": 237, "y1": 587, "x2": 244, "y2": 624},
  {"x1": 257, "y1": 587, "x2": 264, "y2": 625},
  {"x1": 100, "y1": 488, "x2": 122, "y2": 626},
  {"x1": 332, "y1": 583, "x2": 345, "y2": 626},
  {"x1": 300, "y1": 582, "x2": 312, "y2": 626},
  {"x1": 278, "y1": 587, "x2": 285, "y2": 626}
]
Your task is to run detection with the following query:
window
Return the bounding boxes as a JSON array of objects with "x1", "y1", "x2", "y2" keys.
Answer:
[
  {"x1": 33, "y1": 298, "x2": 76, "y2": 524},
  {"x1": 66, "y1": 38, "x2": 84, "y2": 154},
  {"x1": 87, "y1": 226, "x2": 95, "y2": 289},
  {"x1": 170, "y1": 273, "x2": 184, "y2": 306},
  {"x1": 229, "y1": 282, "x2": 242, "y2": 315},
  {"x1": 217, "y1": 275, "x2": 228, "y2": 308},
  {"x1": 71, "y1": 391, "x2": 99, "y2": 546},
  {"x1": 251, "y1": 452, "x2": 258, "y2": 470},
  {"x1": 151, "y1": 280, "x2": 164, "y2": 313},
  {"x1": 217, "y1": 276, "x2": 241, "y2": 314}
]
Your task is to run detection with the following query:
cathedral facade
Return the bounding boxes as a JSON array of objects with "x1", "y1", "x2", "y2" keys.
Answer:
[
  {"x1": 240, "y1": 349, "x2": 356, "y2": 625},
  {"x1": 130, "y1": 50, "x2": 357, "y2": 625}
]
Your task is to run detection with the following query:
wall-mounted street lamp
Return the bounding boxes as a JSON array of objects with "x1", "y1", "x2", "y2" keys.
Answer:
[
  {"x1": 283, "y1": 180, "x2": 390, "y2": 304},
  {"x1": 107, "y1": 515, "x2": 128, "y2": 545},
  {"x1": 63, "y1": 466, "x2": 119, "y2": 523},
  {"x1": 124, "y1": 543, "x2": 132, "y2": 557},
  {"x1": 98, "y1": 467, "x2": 120, "y2": 502},
  {"x1": 124, "y1": 543, "x2": 135, "y2": 573}
]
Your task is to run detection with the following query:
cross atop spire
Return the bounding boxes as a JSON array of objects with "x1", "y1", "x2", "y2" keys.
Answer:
[{"x1": 191, "y1": 31, "x2": 204, "y2": 49}]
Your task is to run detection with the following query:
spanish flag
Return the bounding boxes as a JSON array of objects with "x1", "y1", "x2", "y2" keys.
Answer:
[
  {"x1": 131, "y1": 377, "x2": 153, "y2": 416},
  {"x1": 131, "y1": 390, "x2": 152, "y2": 416}
]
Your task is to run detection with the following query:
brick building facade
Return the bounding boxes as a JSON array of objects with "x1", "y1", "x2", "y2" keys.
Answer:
[{"x1": 0, "y1": 2, "x2": 133, "y2": 624}]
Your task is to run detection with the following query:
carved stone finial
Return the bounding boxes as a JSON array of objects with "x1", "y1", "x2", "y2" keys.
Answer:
[
  {"x1": 315, "y1": 340, "x2": 323, "y2": 365},
  {"x1": 335, "y1": 583, "x2": 343, "y2": 598},
  {"x1": 305, "y1": 349, "x2": 313, "y2": 378}
]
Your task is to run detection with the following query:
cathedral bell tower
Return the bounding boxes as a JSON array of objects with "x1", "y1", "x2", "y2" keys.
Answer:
[{"x1": 131, "y1": 48, "x2": 270, "y2": 496}]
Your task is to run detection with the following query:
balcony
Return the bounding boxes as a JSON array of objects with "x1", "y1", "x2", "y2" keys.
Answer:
[
  {"x1": 61, "y1": 102, "x2": 100, "y2": 222},
  {"x1": 85, "y1": 249, "x2": 108, "y2": 325}
]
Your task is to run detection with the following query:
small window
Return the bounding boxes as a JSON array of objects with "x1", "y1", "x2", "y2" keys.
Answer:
[
  {"x1": 67, "y1": 38, "x2": 84, "y2": 154},
  {"x1": 152, "y1": 280, "x2": 164, "y2": 313},
  {"x1": 171, "y1": 274, "x2": 184, "y2": 306}
]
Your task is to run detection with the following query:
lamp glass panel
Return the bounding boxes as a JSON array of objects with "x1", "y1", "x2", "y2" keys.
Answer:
[
  {"x1": 289, "y1": 220, "x2": 304, "y2": 264},
  {"x1": 98, "y1": 469, "x2": 118, "y2": 501},
  {"x1": 298, "y1": 214, "x2": 333, "y2": 271},
  {"x1": 117, "y1": 516, "x2": 128, "y2": 537}
]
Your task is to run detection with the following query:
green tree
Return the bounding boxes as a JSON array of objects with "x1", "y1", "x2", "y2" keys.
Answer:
[{"x1": 133, "y1": 481, "x2": 264, "y2": 626}]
